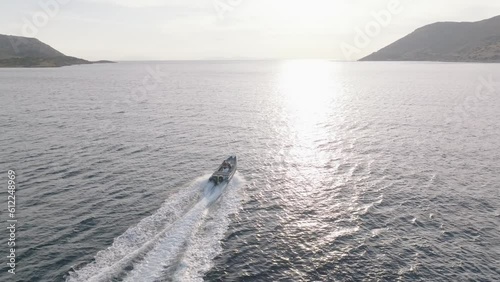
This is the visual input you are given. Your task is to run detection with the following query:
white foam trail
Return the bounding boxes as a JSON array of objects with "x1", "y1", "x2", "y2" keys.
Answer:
[
  {"x1": 172, "y1": 175, "x2": 246, "y2": 282},
  {"x1": 67, "y1": 174, "x2": 245, "y2": 282},
  {"x1": 66, "y1": 175, "x2": 209, "y2": 282},
  {"x1": 123, "y1": 174, "x2": 245, "y2": 281}
]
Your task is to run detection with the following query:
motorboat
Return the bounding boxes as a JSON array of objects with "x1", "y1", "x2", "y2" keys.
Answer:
[{"x1": 209, "y1": 156, "x2": 237, "y2": 185}]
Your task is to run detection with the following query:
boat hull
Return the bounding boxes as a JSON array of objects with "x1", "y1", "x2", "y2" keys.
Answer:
[{"x1": 209, "y1": 156, "x2": 237, "y2": 185}]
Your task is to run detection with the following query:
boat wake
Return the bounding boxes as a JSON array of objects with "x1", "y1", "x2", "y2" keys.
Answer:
[{"x1": 66, "y1": 173, "x2": 245, "y2": 282}]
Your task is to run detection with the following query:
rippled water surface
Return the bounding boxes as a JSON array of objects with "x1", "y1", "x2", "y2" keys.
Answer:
[{"x1": 1, "y1": 61, "x2": 499, "y2": 281}]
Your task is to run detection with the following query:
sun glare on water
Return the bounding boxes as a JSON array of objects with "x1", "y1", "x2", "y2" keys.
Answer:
[
  {"x1": 277, "y1": 60, "x2": 337, "y2": 128},
  {"x1": 276, "y1": 60, "x2": 340, "y2": 192}
]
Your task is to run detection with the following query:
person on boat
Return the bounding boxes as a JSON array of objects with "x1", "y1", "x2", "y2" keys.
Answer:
[{"x1": 222, "y1": 160, "x2": 231, "y2": 170}]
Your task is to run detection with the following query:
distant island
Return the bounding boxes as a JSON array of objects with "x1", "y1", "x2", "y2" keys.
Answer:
[
  {"x1": 0, "y1": 34, "x2": 115, "y2": 67},
  {"x1": 360, "y1": 15, "x2": 500, "y2": 62}
]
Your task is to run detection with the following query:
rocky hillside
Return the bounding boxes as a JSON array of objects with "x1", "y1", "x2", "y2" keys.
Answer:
[
  {"x1": 360, "y1": 15, "x2": 500, "y2": 62},
  {"x1": 0, "y1": 34, "x2": 112, "y2": 67}
]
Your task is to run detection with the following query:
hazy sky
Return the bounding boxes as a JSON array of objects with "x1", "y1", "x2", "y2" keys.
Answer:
[{"x1": 1, "y1": 0, "x2": 499, "y2": 60}]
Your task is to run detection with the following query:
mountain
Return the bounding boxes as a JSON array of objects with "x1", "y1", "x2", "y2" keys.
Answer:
[
  {"x1": 0, "y1": 34, "x2": 113, "y2": 67},
  {"x1": 360, "y1": 15, "x2": 500, "y2": 62}
]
